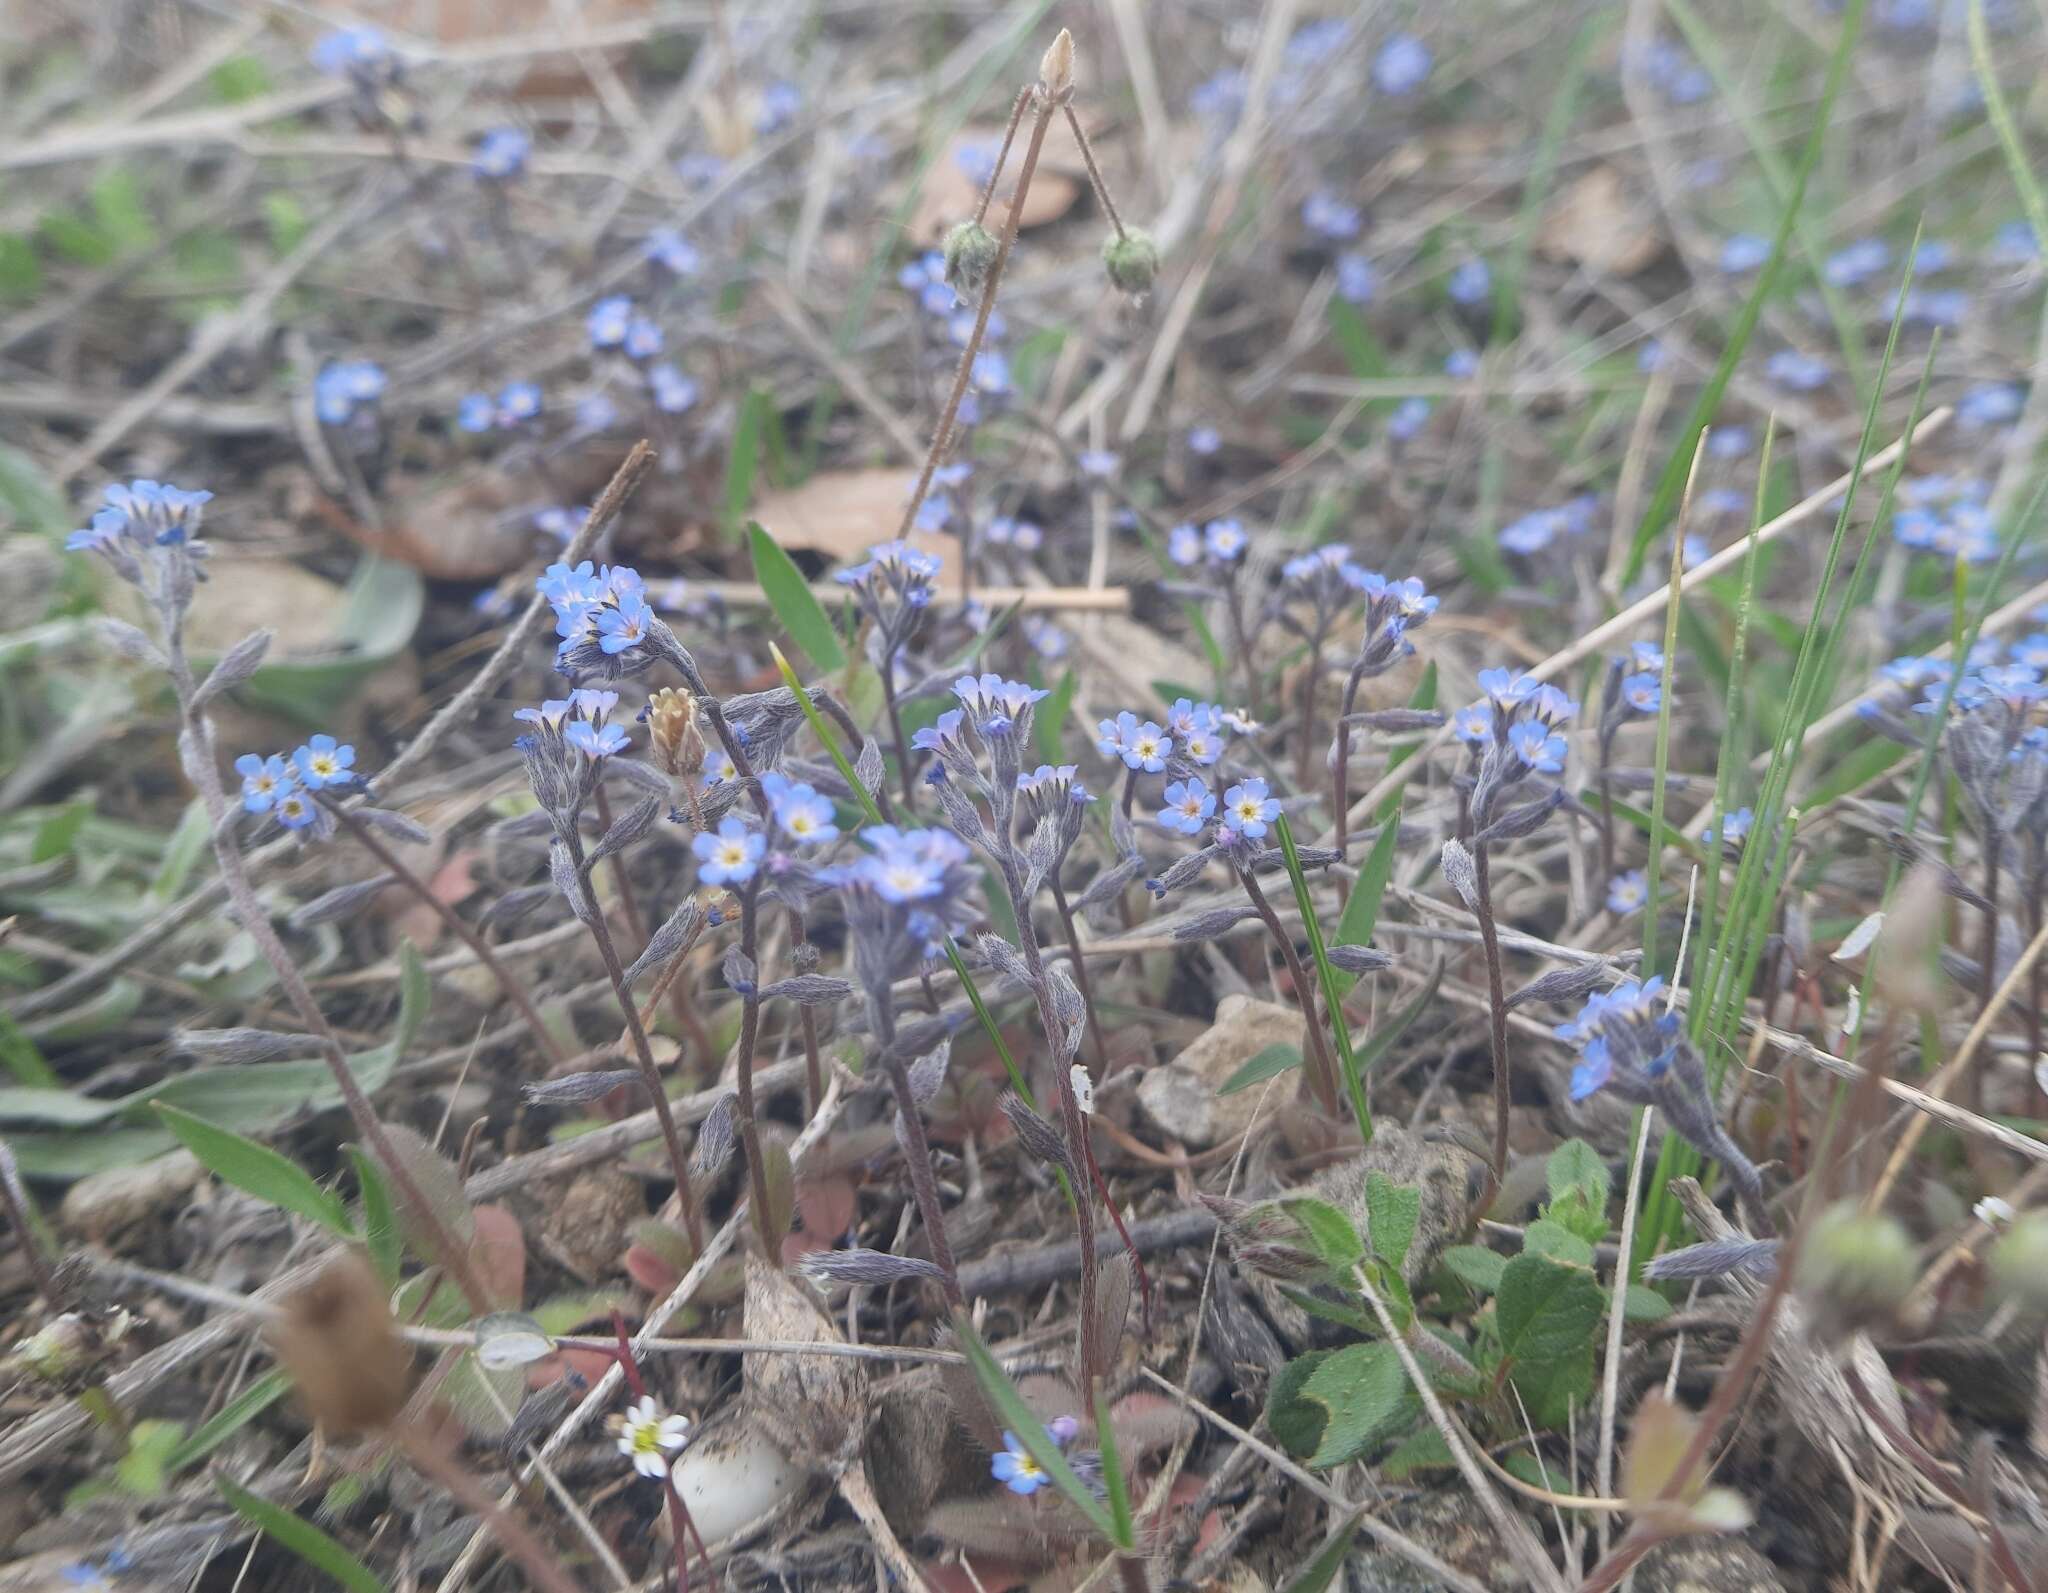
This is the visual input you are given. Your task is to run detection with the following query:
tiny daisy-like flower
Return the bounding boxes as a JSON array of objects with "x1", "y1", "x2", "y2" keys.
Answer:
[
  {"x1": 588, "y1": 295, "x2": 634, "y2": 349},
  {"x1": 1224, "y1": 777, "x2": 1280, "y2": 838},
  {"x1": 1706, "y1": 806, "x2": 1754, "y2": 845},
  {"x1": 292, "y1": 734, "x2": 356, "y2": 790},
  {"x1": 596, "y1": 592, "x2": 652, "y2": 654},
  {"x1": 1203, "y1": 519, "x2": 1248, "y2": 562},
  {"x1": 235, "y1": 753, "x2": 296, "y2": 814},
  {"x1": 991, "y1": 1430, "x2": 1050, "y2": 1495},
  {"x1": 1452, "y1": 703, "x2": 1492, "y2": 743},
  {"x1": 1078, "y1": 449, "x2": 1120, "y2": 479},
  {"x1": 1606, "y1": 869, "x2": 1648, "y2": 915},
  {"x1": 472, "y1": 126, "x2": 531, "y2": 181},
  {"x1": 693, "y1": 816, "x2": 765, "y2": 885},
  {"x1": 1071, "y1": 1064, "x2": 1095, "y2": 1114},
  {"x1": 1159, "y1": 778, "x2": 1215, "y2": 836},
  {"x1": 615, "y1": 1395, "x2": 691, "y2": 1480},
  {"x1": 1373, "y1": 32, "x2": 1432, "y2": 95}
]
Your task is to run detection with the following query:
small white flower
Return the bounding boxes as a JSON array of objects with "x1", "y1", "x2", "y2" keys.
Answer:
[
  {"x1": 1975, "y1": 1195, "x2": 2016, "y2": 1230},
  {"x1": 615, "y1": 1395, "x2": 691, "y2": 1479},
  {"x1": 1070, "y1": 1064, "x2": 1095, "y2": 1115}
]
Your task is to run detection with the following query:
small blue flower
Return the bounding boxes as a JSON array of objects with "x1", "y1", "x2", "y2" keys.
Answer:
[
  {"x1": 991, "y1": 1431, "x2": 1050, "y2": 1496},
  {"x1": 66, "y1": 507, "x2": 129, "y2": 553},
  {"x1": 236, "y1": 753, "x2": 296, "y2": 814},
  {"x1": 314, "y1": 360, "x2": 386, "y2": 425},
  {"x1": 1958, "y1": 382, "x2": 2024, "y2": 427},
  {"x1": 1477, "y1": 667, "x2": 1541, "y2": 706},
  {"x1": 1302, "y1": 190, "x2": 1362, "y2": 241},
  {"x1": 971, "y1": 350, "x2": 1012, "y2": 396},
  {"x1": 762, "y1": 772, "x2": 839, "y2": 844},
  {"x1": 623, "y1": 316, "x2": 664, "y2": 361},
  {"x1": 566, "y1": 719, "x2": 629, "y2": 758},
  {"x1": 472, "y1": 126, "x2": 531, "y2": 181},
  {"x1": 1766, "y1": 350, "x2": 1831, "y2": 392},
  {"x1": 1159, "y1": 778, "x2": 1215, "y2": 835},
  {"x1": 1167, "y1": 523, "x2": 1204, "y2": 567},
  {"x1": 756, "y1": 78, "x2": 803, "y2": 135},
  {"x1": 1204, "y1": 519, "x2": 1247, "y2": 562},
  {"x1": 694, "y1": 816, "x2": 765, "y2": 885},
  {"x1": 1621, "y1": 672, "x2": 1662, "y2": 714},
  {"x1": 311, "y1": 25, "x2": 393, "y2": 78},
  {"x1": 1335, "y1": 251, "x2": 1376, "y2": 304},
  {"x1": 1223, "y1": 777, "x2": 1280, "y2": 838},
  {"x1": 1706, "y1": 806, "x2": 1753, "y2": 845},
  {"x1": 1186, "y1": 424, "x2": 1222, "y2": 456},
  {"x1": 1373, "y1": 32, "x2": 1432, "y2": 95},
  {"x1": 1445, "y1": 349, "x2": 1479, "y2": 379},
  {"x1": 497, "y1": 381, "x2": 542, "y2": 425},
  {"x1": 645, "y1": 228, "x2": 702, "y2": 275},
  {"x1": 1718, "y1": 234, "x2": 1770, "y2": 274},
  {"x1": 1452, "y1": 703, "x2": 1492, "y2": 743},
  {"x1": 1630, "y1": 640, "x2": 1665, "y2": 672},
  {"x1": 650, "y1": 364, "x2": 699, "y2": 414},
  {"x1": 1113, "y1": 716, "x2": 1171, "y2": 772},
  {"x1": 458, "y1": 393, "x2": 495, "y2": 432},
  {"x1": 596, "y1": 592, "x2": 653, "y2": 654},
  {"x1": 1446, "y1": 256, "x2": 1491, "y2": 307},
  {"x1": 1507, "y1": 719, "x2": 1566, "y2": 773},
  {"x1": 1823, "y1": 236, "x2": 1889, "y2": 288},
  {"x1": 1078, "y1": 449, "x2": 1120, "y2": 479},
  {"x1": 1387, "y1": 397, "x2": 1432, "y2": 441},
  {"x1": 292, "y1": 734, "x2": 356, "y2": 790},
  {"x1": 274, "y1": 788, "x2": 319, "y2": 831},
  {"x1": 1606, "y1": 869, "x2": 1648, "y2": 915},
  {"x1": 588, "y1": 295, "x2": 634, "y2": 349}
]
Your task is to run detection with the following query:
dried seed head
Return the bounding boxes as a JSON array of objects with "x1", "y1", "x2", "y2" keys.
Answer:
[
  {"x1": 1039, "y1": 28, "x2": 1076, "y2": 101},
  {"x1": 1101, "y1": 228, "x2": 1160, "y2": 297},
  {"x1": 646, "y1": 687, "x2": 706, "y2": 789},
  {"x1": 269, "y1": 1253, "x2": 412, "y2": 1434},
  {"x1": 943, "y1": 219, "x2": 1000, "y2": 300}
]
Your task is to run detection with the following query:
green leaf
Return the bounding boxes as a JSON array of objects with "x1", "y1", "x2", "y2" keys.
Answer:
[
  {"x1": 1034, "y1": 667, "x2": 1076, "y2": 765},
  {"x1": 1217, "y1": 1042, "x2": 1303, "y2": 1095},
  {"x1": 1271, "y1": 813, "x2": 1371, "y2": 1141},
  {"x1": 166, "y1": 1370, "x2": 288, "y2": 1472},
  {"x1": 210, "y1": 55, "x2": 273, "y2": 103},
  {"x1": 1302, "y1": 1342, "x2": 1420, "y2": 1468},
  {"x1": 262, "y1": 192, "x2": 307, "y2": 255},
  {"x1": 155, "y1": 1103, "x2": 354, "y2": 1237},
  {"x1": 1331, "y1": 817, "x2": 1399, "y2": 998},
  {"x1": 88, "y1": 168, "x2": 156, "y2": 255},
  {"x1": 148, "y1": 800, "x2": 212, "y2": 904},
  {"x1": 30, "y1": 801, "x2": 90, "y2": 864},
  {"x1": 1545, "y1": 1139, "x2": 1609, "y2": 1210},
  {"x1": 1623, "y1": 1284, "x2": 1673, "y2": 1324},
  {"x1": 724, "y1": 388, "x2": 768, "y2": 539},
  {"x1": 1278, "y1": 1285, "x2": 1376, "y2": 1336},
  {"x1": 1282, "y1": 1196, "x2": 1365, "y2": 1272},
  {"x1": 350, "y1": 1145, "x2": 401, "y2": 1284},
  {"x1": 1267, "y1": 1349, "x2": 1335, "y2": 1458},
  {"x1": 1280, "y1": 1507, "x2": 1367, "y2": 1593},
  {"x1": 0, "y1": 233, "x2": 41, "y2": 302},
  {"x1": 1521, "y1": 1218, "x2": 1596, "y2": 1268},
  {"x1": 1496, "y1": 1253, "x2": 1605, "y2": 1427},
  {"x1": 217, "y1": 1475, "x2": 389, "y2": 1593},
  {"x1": 1441, "y1": 1244, "x2": 1506, "y2": 1294},
  {"x1": 237, "y1": 557, "x2": 423, "y2": 727},
  {"x1": 0, "y1": 1009, "x2": 58, "y2": 1087},
  {"x1": 747, "y1": 522, "x2": 845, "y2": 671},
  {"x1": 1365, "y1": 1174, "x2": 1420, "y2": 1271},
  {"x1": 1380, "y1": 1424, "x2": 1455, "y2": 1480},
  {"x1": 114, "y1": 1419, "x2": 182, "y2": 1497},
  {"x1": 952, "y1": 1313, "x2": 1118, "y2": 1540},
  {"x1": 1092, "y1": 1387, "x2": 1137, "y2": 1551},
  {"x1": 1353, "y1": 957, "x2": 1444, "y2": 1077}
]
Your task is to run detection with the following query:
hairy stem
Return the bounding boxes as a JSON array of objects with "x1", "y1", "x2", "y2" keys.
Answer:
[
  {"x1": 1051, "y1": 878, "x2": 1110, "y2": 1073},
  {"x1": 881, "y1": 1053, "x2": 963, "y2": 1308},
  {"x1": 1330, "y1": 664, "x2": 1366, "y2": 876},
  {"x1": 1472, "y1": 843, "x2": 1512, "y2": 1216},
  {"x1": 1235, "y1": 865, "x2": 1341, "y2": 1115},
  {"x1": 731, "y1": 881, "x2": 779, "y2": 1260}
]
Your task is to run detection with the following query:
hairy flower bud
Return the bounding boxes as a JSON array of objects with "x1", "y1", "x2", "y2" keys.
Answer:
[
  {"x1": 1101, "y1": 228, "x2": 1160, "y2": 297},
  {"x1": 1039, "y1": 27, "x2": 1076, "y2": 101},
  {"x1": 269, "y1": 1253, "x2": 412, "y2": 1434},
  {"x1": 943, "y1": 219, "x2": 1000, "y2": 299},
  {"x1": 1987, "y1": 1211, "x2": 2048, "y2": 1314},
  {"x1": 1797, "y1": 1201, "x2": 1916, "y2": 1338}
]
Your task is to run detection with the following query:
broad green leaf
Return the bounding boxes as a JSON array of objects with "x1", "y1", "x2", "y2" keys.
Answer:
[
  {"x1": 155, "y1": 1103, "x2": 354, "y2": 1236},
  {"x1": 1623, "y1": 1284, "x2": 1673, "y2": 1324},
  {"x1": 210, "y1": 55, "x2": 272, "y2": 103},
  {"x1": 1278, "y1": 1285, "x2": 1375, "y2": 1337},
  {"x1": 1092, "y1": 1387, "x2": 1136, "y2": 1551},
  {"x1": 350, "y1": 1145, "x2": 401, "y2": 1285},
  {"x1": 1441, "y1": 1244, "x2": 1506, "y2": 1294},
  {"x1": 1218, "y1": 1042, "x2": 1303, "y2": 1095},
  {"x1": 237, "y1": 557, "x2": 423, "y2": 727},
  {"x1": 1282, "y1": 1197, "x2": 1364, "y2": 1272},
  {"x1": 1302, "y1": 1341, "x2": 1420, "y2": 1468},
  {"x1": 1545, "y1": 1139, "x2": 1609, "y2": 1210},
  {"x1": 30, "y1": 801, "x2": 90, "y2": 863},
  {"x1": 1380, "y1": 1424, "x2": 1454, "y2": 1480},
  {"x1": 1267, "y1": 1349, "x2": 1336, "y2": 1459},
  {"x1": 217, "y1": 1476, "x2": 388, "y2": 1593},
  {"x1": 0, "y1": 1012, "x2": 59, "y2": 1087},
  {"x1": 1497, "y1": 1253, "x2": 1605, "y2": 1428},
  {"x1": 1521, "y1": 1218, "x2": 1596, "y2": 1268},
  {"x1": 724, "y1": 388, "x2": 767, "y2": 539},
  {"x1": 953, "y1": 1314, "x2": 1117, "y2": 1539},
  {"x1": 748, "y1": 522, "x2": 845, "y2": 671},
  {"x1": 166, "y1": 1370, "x2": 288, "y2": 1471},
  {"x1": 1365, "y1": 1174, "x2": 1420, "y2": 1271},
  {"x1": 1331, "y1": 817, "x2": 1399, "y2": 997}
]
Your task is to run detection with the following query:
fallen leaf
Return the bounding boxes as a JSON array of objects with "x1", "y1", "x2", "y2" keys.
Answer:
[
  {"x1": 1537, "y1": 166, "x2": 1662, "y2": 277},
  {"x1": 472, "y1": 1203, "x2": 528, "y2": 1308},
  {"x1": 752, "y1": 467, "x2": 952, "y2": 574}
]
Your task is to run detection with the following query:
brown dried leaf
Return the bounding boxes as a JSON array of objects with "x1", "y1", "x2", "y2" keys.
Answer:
[
  {"x1": 742, "y1": 1254, "x2": 865, "y2": 1461},
  {"x1": 905, "y1": 122, "x2": 1088, "y2": 247},
  {"x1": 1536, "y1": 166, "x2": 1662, "y2": 277},
  {"x1": 751, "y1": 467, "x2": 956, "y2": 579}
]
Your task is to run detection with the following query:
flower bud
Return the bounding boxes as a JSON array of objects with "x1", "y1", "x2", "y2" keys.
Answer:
[
  {"x1": 1986, "y1": 1211, "x2": 2048, "y2": 1313},
  {"x1": 1796, "y1": 1201, "x2": 1915, "y2": 1337},
  {"x1": 1039, "y1": 27, "x2": 1075, "y2": 101},
  {"x1": 268, "y1": 1253, "x2": 412, "y2": 1435},
  {"x1": 647, "y1": 686, "x2": 706, "y2": 788},
  {"x1": 943, "y1": 219, "x2": 1000, "y2": 300},
  {"x1": 1101, "y1": 228, "x2": 1160, "y2": 297}
]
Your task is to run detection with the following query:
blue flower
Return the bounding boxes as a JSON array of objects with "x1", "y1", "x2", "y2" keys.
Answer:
[
  {"x1": 645, "y1": 228, "x2": 702, "y2": 275},
  {"x1": 1373, "y1": 32, "x2": 1432, "y2": 95},
  {"x1": 1452, "y1": 703, "x2": 1492, "y2": 743},
  {"x1": 274, "y1": 788, "x2": 319, "y2": 831},
  {"x1": 292, "y1": 734, "x2": 356, "y2": 790},
  {"x1": 2012, "y1": 633, "x2": 2048, "y2": 671},
  {"x1": 1606, "y1": 869, "x2": 1648, "y2": 915},
  {"x1": 1913, "y1": 238, "x2": 1955, "y2": 274},
  {"x1": 762, "y1": 772, "x2": 839, "y2": 844},
  {"x1": 1718, "y1": 234, "x2": 1770, "y2": 274},
  {"x1": 1621, "y1": 672, "x2": 1662, "y2": 714},
  {"x1": 311, "y1": 25, "x2": 393, "y2": 78},
  {"x1": 1447, "y1": 256, "x2": 1491, "y2": 306},
  {"x1": 1204, "y1": 519, "x2": 1247, "y2": 562},
  {"x1": 1958, "y1": 382, "x2": 2024, "y2": 427},
  {"x1": 566, "y1": 719, "x2": 629, "y2": 759},
  {"x1": 1445, "y1": 349, "x2": 1479, "y2": 379},
  {"x1": 472, "y1": 126, "x2": 531, "y2": 181},
  {"x1": 1706, "y1": 806, "x2": 1754, "y2": 845},
  {"x1": 458, "y1": 393, "x2": 495, "y2": 432},
  {"x1": 1766, "y1": 350, "x2": 1831, "y2": 392},
  {"x1": 954, "y1": 673, "x2": 1047, "y2": 734},
  {"x1": 1167, "y1": 523, "x2": 1203, "y2": 566},
  {"x1": 1078, "y1": 449, "x2": 1120, "y2": 479},
  {"x1": 1334, "y1": 251, "x2": 1377, "y2": 304},
  {"x1": 1988, "y1": 219, "x2": 2039, "y2": 265},
  {"x1": 694, "y1": 816, "x2": 765, "y2": 885},
  {"x1": 1302, "y1": 190, "x2": 1362, "y2": 241},
  {"x1": 1902, "y1": 288, "x2": 1969, "y2": 328},
  {"x1": 1507, "y1": 719, "x2": 1566, "y2": 773},
  {"x1": 991, "y1": 1431, "x2": 1050, "y2": 1495},
  {"x1": 857, "y1": 824, "x2": 971, "y2": 903},
  {"x1": 1387, "y1": 397, "x2": 1432, "y2": 441},
  {"x1": 1823, "y1": 236, "x2": 1889, "y2": 288},
  {"x1": 596, "y1": 592, "x2": 652, "y2": 654},
  {"x1": 971, "y1": 350, "x2": 1012, "y2": 395},
  {"x1": 588, "y1": 295, "x2": 634, "y2": 349},
  {"x1": 1499, "y1": 507, "x2": 1568, "y2": 555},
  {"x1": 1159, "y1": 778, "x2": 1215, "y2": 835},
  {"x1": 235, "y1": 753, "x2": 296, "y2": 814},
  {"x1": 1116, "y1": 716, "x2": 1172, "y2": 772},
  {"x1": 648, "y1": 364, "x2": 698, "y2": 413},
  {"x1": 1477, "y1": 667, "x2": 1541, "y2": 706},
  {"x1": 66, "y1": 507, "x2": 129, "y2": 553},
  {"x1": 756, "y1": 78, "x2": 802, "y2": 135},
  {"x1": 1223, "y1": 777, "x2": 1280, "y2": 838},
  {"x1": 1630, "y1": 641, "x2": 1665, "y2": 672},
  {"x1": 623, "y1": 316, "x2": 664, "y2": 361},
  {"x1": 314, "y1": 360, "x2": 386, "y2": 425},
  {"x1": 497, "y1": 381, "x2": 542, "y2": 424}
]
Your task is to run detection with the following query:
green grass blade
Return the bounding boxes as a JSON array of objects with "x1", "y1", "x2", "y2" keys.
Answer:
[
  {"x1": 1273, "y1": 813, "x2": 1371, "y2": 1142},
  {"x1": 217, "y1": 1476, "x2": 388, "y2": 1593},
  {"x1": 155, "y1": 1103, "x2": 353, "y2": 1237},
  {"x1": 747, "y1": 522, "x2": 846, "y2": 672},
  {"x1": 952, "y1": 1312, "x2": 1118, "y2": 1541},
  {"x1": 1092, "y1": 1386, "x2": 1137, "y2": 1551},
  {"x1": 1332, "y1": 816, "x2": 1400, "y2": 998},
  {"x1": 167, "y1": 1371, "x2": 289, "y2": 1472},
  {"x1": 1621, "y1": 0, "x2": 1869, "y2": 584}
]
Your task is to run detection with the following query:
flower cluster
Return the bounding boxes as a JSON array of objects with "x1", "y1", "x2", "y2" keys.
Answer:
[
  {"x1": 235, "y1": 735, "x2": 357, "y2": 839},
  {"x1": 1167, "y1": 518, "x2": 1248, "y2": 569},
  {"x1": 513, "y1": 690, "x2": 631, "y2": 821},
  {"x1": 314, "y1": 360, "x2": 386, "y2": 426},
  {"x1": 1454, "y1": 668, "x2": 1579, "y2": 836},
  {"x1": 837, "y1": 823, "x2": 983, "y2": 1023},
  {"x1": 588, "y1": 294, "x2": 663, "y2": 360},
  {"x1": 459, "y1": 381, "x2": 543, "y2": 433},
  {"x1": 1892, "y1": 474, "x2": 1997, "y2": 564},
  {"x1": 1498, "y1": 494, "x2": 1601, "y2": 556},
  {"x1": 66, "y1": 478, "x2": 214, "y2": 628},
  {"x1": 836, "y1": 540, "x2": 942, "y2": 657},
  {"x1": 540, "y1": 560, "x2": 681, "y2": 682},
  {"x1": 1596, "y1": 640, "x2": 1669, "y2": 752},
  {"x1": 1861, "y1": 643, "x2": 2048, "y2": 843}
]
